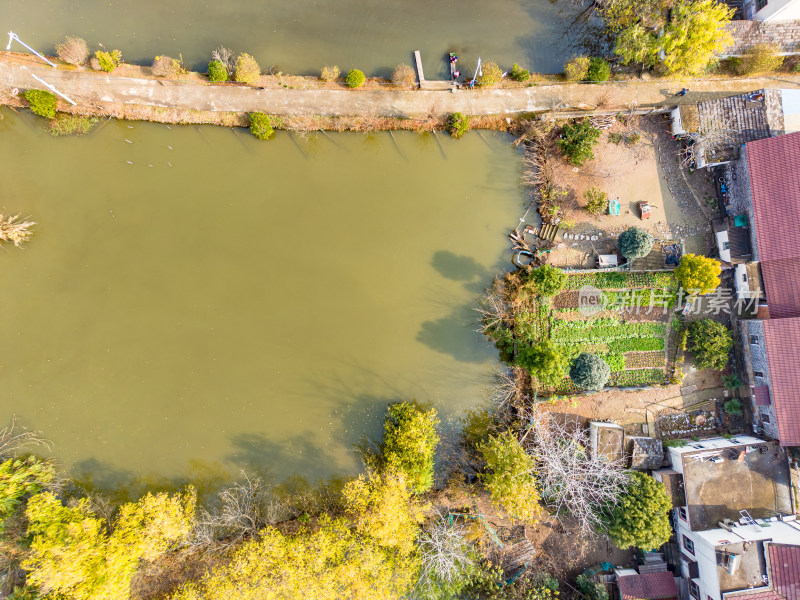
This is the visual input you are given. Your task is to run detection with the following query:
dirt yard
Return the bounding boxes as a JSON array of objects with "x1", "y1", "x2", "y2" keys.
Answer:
[{"x1": 545, "y1": 115, "x2": 717, "y2": 268}]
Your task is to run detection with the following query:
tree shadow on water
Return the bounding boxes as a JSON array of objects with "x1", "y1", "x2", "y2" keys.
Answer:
[
  {"x1": 431, "y1": 250, "x2": 490, "y2": 282},
  {"x1": 68, "y1": 457, "x2": 232, "y2": 506},
  {"x1": 416, "y1": 310, "x2": 495, "y2": 364}
]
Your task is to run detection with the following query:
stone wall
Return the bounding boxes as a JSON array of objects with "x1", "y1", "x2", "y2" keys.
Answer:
[{"x1": 725, "y1": 20, "x2": 800, "y2": 55}]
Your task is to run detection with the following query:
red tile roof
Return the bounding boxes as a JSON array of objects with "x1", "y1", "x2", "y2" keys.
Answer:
[
  {"x1": 727, "y1": 591, "x2": 783, "y2": 600},
  {"x1": 769, "y1": 544, "x2": 800, "y2": 600},
  {"x1": 762, "y1": 318, "x2": 800, "y2": 445},
  {"x1": 618, "y1": 572, "x2": 678, "y2": 600},
  {"x1": 746, "y1": 133, "x2": 800, "y2": 319},
  {"x1": 761, "y1": 260, "x2": 800, "y2": 319},
  {"x1": 754, "y1": 386, "x2": 772, "y2": 406}
]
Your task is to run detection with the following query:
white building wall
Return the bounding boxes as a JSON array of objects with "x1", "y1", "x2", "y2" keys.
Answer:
[
  {"x1": 675, "y1": 515, "x2": 723, "y2": 600},
  {"x1": 755, "y1": 0, "x2": 800, "y2": 21}
]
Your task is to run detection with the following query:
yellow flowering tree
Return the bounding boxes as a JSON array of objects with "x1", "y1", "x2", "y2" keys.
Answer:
[
  {"x1": 23, "y1": 489, "x2": 196, "y2": 600},
  {"x1": 172, "y1": 516, "x2": 419, "y2": 600},
  {"x1": 478, "y1": 431, "x2": 541, "y2": 523},
  {"x1": 343, "y1": 470, "x2": 423, "y2": 555}
]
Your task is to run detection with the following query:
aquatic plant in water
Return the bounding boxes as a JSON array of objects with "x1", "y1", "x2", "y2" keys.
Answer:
[{"x1": 0, "y1": 215, "x2": 35, "y2": 247}]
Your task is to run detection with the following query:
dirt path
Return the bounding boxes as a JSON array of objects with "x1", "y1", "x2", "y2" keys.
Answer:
[{"x1": 4, "y1": 52, "x2": 800, "y2": 119}]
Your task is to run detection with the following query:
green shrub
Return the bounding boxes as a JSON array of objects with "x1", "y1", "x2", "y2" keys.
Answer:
[
  {"x1": 346, "y1": 69, "x2": 366, "y2": 88},
  {"x1": 55, "y1": 37, "x2": 88, "y2": 66},
  {"x1": 476, "y1": 61, "x2": 503, "y2": 87},
  {"x1": 320, "y1": 65, "x2": 341, "y2": 82},
  {"x1": 516, "y1": 339, "x2": 569, "y2": 387},
  {"x1": 605, "y1": 472, "x2": 672, "y2": 550},
  {"x1": 557, "y1": 119, "x2": 601, "y2": 166},
  {"x1": 584, "y1": 187, "x2": 609, "y2": 216},
  {"x1": 618, "y1": 227, "x2": 655, "y2": 259},
  {"x1": 94, "y1": 49, "x2": 122, "y2": 73},
  {"x1": 249, "y1": 113, "x2": 274, "y2": 140},
  {"x1": 570, "y1": 352, "x2": 611, "y2": 390},
  {"x1": 510, "y1": 62, "x2": 530, "y2": 82},
  {"x1": 664, "y1": 438, "x2": 688, "y2": 448},
  {"x1": 736, "y1": 43, "x2": 784, "y2": 75},
  {"x1": 576, "y1": 574, "x2": 609, "y2": 600},
  {"x1": 687, "y1": 318, "x2": 732, "y2": 370},
  {"x1": 478, "y1": 432, "x2": 540, "y2": 523},
  {"x1": 586, "y1": 57, "x2": 611, "y2": 82},
  {"x1": 447, "y1": 112, "x2": 469, "y2": 139},
  {"x1": 564, "y1": 56, "x2": 590, "y2": 81},
  {"x1": 207, "y1": 60, "x2": 228, "y2": 82},
  {"x1": 24, "y1": 90, "x2": 57, "y2": 119},
  {"x1": 48, "y1": 114, "x2": 97, "y2": 136},
  {"x1": 235, "y1": 53, "x2": 261, "y2": 85},
  {"x1": 724, "y1": 398, "x2": 742, "y2": 416},
  {"x1": 528, "y1": 263, "x2": 567, "y2": 297},
  {"x1": 723, "y1": 373, "x2": 742, "y2": 389}
]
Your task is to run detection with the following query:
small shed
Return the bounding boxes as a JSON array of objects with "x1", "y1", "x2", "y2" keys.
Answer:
[
  {"x1": 598, "y1": 254, "x2": 619, "y2": 269},
  {"x1": 652, "y1": 468, "x2": 686, "y2": 508},
  {"x1": 617, "y1": 571, "x2": 679, "y2": 600},
  {"x1": 627, "y1": 437, "x2": 664, "y2": 470},
  {"x1": 590, "y1": 421, "x2": 624, "y2": 463},
  {"x1": 670, "y1": 104, "x2": 700, "y2": 136}
]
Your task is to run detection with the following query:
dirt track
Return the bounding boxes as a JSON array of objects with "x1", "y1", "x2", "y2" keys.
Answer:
[{"x1": 4, "y1": 51, "x2": 800, "y2": 119}]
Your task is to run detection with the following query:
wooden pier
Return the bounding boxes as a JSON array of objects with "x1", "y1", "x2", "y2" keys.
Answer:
[{"x1": 413, "y1": 50, "x2": 456, "y2": 91}]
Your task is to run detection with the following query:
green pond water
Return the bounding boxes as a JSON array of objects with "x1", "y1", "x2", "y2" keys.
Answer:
[
  {"x1": 0, "y1": 109, "x2": 522, "y2": 485},
  {"x1": 1, "y1": 0, "x2": 597, "y2": 76}
]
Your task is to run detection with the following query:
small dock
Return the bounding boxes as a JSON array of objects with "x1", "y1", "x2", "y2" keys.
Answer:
[{"x1": 413, "y1": 50, "x2": 456, "y2": 91}]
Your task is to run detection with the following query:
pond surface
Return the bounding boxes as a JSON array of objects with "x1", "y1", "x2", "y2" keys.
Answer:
[
  {"x1": 0, "y1": 109, "x2": 522, "y2": 484},
  {"x1": 1, "y1": 0, "x2": 596, "y2": 76}
]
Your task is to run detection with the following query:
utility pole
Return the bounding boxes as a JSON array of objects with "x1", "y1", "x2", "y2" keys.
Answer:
[
  {"x1": 470, "y1": 57, "x2": 482, "y2": 89},
  {"x1": 7, "y1": 31, "x2": 57, "y2": 69},
  {"x1": 31, "y1": 73, "x2": 76, "y2": 105}
]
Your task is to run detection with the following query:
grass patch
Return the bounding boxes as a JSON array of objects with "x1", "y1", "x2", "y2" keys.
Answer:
[
  {"x1": 562, "y1": 271, "x2": 677, "y2": 291},
  {"x1": 48, "y1": 114, "x2": 98, "y2": 136}
]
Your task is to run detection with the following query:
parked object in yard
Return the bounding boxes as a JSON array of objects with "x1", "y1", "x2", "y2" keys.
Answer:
[{"x1": 639, "y1": 201, "x2": 652, "y2": 219}]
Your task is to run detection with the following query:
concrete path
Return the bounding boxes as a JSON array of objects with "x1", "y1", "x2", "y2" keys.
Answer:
[{"x1": 4, "y1": 53, "x2": 800, "y2": 117}]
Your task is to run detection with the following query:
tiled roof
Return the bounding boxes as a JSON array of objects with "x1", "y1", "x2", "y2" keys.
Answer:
[
  {"x1": 746, "y1": 133, "x2": 800, "y2": 260},
  {"x1": 618, "y1": 572, "x2": 679, "y2": 600},
  {"x1": 754, "y1": 386, "x2": 772, "y2": 406},
  {"x1": 762, "y1": 319, "x2": 800, "y2": 445},
  {"x1": 746, "y1": 133, "x2": 800, "y2": 319},
  {"x1": 769, "y1": 544, "x2": 800, "y2": 600},
  {"x1": 727, "y1": 591, "x2": 783, "y2": 600},
  {"x1": 698, "y1": 90, "x2": 775, "y2": 163},
  {"x1": 761, "y1": 260, "x2": 800, "y2": 319}
]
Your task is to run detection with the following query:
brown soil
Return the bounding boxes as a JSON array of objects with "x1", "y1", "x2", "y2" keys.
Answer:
[
  {"x1": 0, "y1": 89, "x2": 510, "y2": 132},
  {"x1": 546, "y1": 116, "x2": 717, "y2": 268}
]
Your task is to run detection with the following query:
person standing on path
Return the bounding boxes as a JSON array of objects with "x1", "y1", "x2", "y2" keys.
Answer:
[{"x1": 675, "y1": 88, "x2": 688, "y2": 96}]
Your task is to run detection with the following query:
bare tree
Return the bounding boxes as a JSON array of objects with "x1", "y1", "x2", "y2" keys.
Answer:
[
  {"x1": 416, "y1": 513, "x2": 476, "y2": 594},
  {"x1": 55, "y1": 37, "x2": 89, "y2": 66},
  {"x1": 190, "y1": 472, "x2": 287, "y2": 551},
  {"x1": 681, "y1": 125, "x2": 737, "y2": 168},
  {"x1": 475, "y1": 277, "x2": 512, "y2": 336},
  {"x1": 211, "y1": 46, "x2": 236, "y2": 76},
  {"x1": 0, "y1": 416, "x2": 51, "y2": 459},
  {"x1": 526, "y1": 411, "x2": 629, "y2": 533}
]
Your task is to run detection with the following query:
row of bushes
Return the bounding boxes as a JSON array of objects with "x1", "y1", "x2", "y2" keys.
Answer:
[{"x1": 22, "y1": 90, "x2": 471, "y2": 142}]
